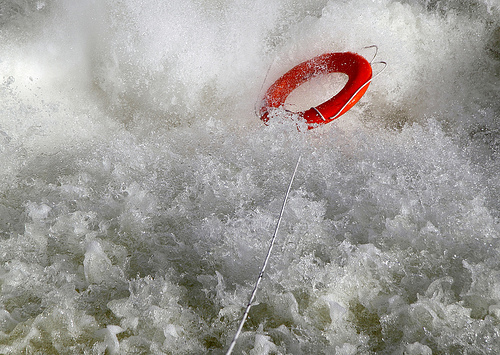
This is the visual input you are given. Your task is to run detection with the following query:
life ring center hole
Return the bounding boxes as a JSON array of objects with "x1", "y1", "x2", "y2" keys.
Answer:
[{"x1": 284, "y1": 72, "x2": 348, "y2": 113}]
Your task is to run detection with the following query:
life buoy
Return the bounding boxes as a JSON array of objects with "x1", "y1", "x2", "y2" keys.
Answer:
[{"x1": 259, "y1": 52, "x2": 372, "y2": 129}]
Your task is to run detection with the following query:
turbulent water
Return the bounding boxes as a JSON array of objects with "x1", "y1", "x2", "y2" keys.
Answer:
[{"x1": 1, "y1": 0, "x2": 500, "y2": 353}]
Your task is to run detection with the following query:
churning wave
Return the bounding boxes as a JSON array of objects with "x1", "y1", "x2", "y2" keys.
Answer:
[{"x1": 0, "y1": 0, "x2": 499, "y2": 353}]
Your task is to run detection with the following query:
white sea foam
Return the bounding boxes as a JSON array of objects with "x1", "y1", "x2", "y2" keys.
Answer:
[{"x1": 1, "y1": 0, "x2": 499, "y2": 353}]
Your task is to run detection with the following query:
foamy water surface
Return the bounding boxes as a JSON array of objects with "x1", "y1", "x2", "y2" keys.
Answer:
[{"x1": 1, "y1": 0, "x2": 500, "y2": 353}]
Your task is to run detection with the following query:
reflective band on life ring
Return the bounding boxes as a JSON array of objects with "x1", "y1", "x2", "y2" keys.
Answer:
[{"x1": 259, "y1": 52, "x2": 372, "y2": 129}]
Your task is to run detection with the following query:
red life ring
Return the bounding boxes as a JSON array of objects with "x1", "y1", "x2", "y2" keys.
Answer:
[{"x1": 259, "y1": 52, "x2": 372, "y2": 129}]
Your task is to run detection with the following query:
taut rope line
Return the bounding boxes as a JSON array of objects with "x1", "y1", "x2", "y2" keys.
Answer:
[{"x1": 225, "y1": 154, "x2": 301, "y2": 355}]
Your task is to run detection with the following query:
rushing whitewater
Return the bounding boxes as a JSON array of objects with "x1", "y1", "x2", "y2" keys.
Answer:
[{"x1": 1, "y1": 0, "x2": 499, "y2": 353}]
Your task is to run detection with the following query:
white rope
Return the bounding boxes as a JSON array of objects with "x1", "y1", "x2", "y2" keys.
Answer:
[
  {"x1": 312, "y1": 106, "x2": 326, "y2": 121},
  {"x1": 362, "y1": 44, "x2": 379, "y2": 64},
  {"x1": 225, "y1": 154, "x2": 302, "y2": 355}
]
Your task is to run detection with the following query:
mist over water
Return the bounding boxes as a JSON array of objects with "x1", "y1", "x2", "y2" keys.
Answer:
[{"x1": 1, "y1": 0, "x2": 499, "y2": 353}]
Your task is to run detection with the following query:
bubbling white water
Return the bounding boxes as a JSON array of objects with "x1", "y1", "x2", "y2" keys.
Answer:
[{"x1": 1, "y1": 0, "x2": 499, "y2": 353}]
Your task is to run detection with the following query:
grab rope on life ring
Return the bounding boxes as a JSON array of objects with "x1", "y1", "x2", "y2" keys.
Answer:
[{"x1": 259, "y1": 51, "x2": 375, "y2": 129}]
